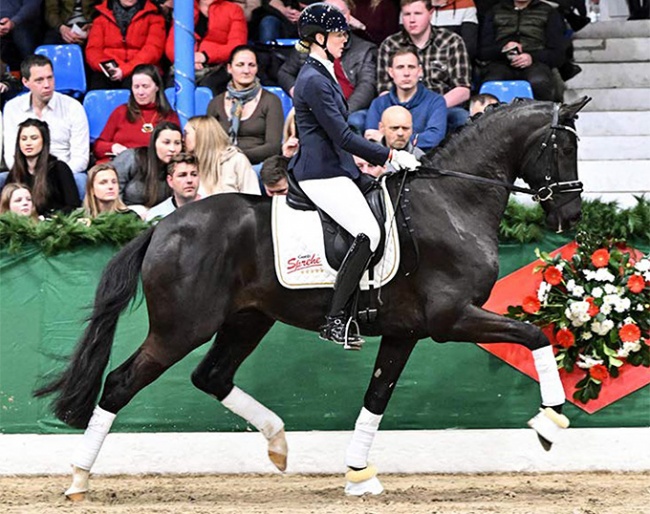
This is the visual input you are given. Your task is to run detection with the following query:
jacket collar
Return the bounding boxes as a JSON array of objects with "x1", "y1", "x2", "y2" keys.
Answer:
[{"x1": 306, "y1": 56, "x2": 348, "y2": 108}]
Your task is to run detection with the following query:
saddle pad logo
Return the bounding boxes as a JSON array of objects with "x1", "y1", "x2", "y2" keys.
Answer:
[{"x1": 287, "y1": 253, "x2": 323, "y2": 274}]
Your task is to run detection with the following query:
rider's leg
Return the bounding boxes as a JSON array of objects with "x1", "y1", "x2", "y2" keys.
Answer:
[{"x1": 300, "y1": 177, "x2": 381, "y2": 345}]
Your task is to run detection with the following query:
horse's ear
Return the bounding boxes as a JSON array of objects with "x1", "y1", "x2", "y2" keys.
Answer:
[{"x1": 560, "y1": 96, "x2": 591, "y2": 121}]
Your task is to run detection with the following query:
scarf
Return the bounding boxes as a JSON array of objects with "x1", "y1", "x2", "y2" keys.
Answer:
[
  {"x1": 226, "y1": 78, "x2": 262, "y2": 146},
  {"x1": 112, "y1": 0, "x2": 143, "y2": 37}
]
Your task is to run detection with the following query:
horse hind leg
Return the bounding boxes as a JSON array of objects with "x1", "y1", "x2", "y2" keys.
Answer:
[
  {"x1": 345, "y1": 335, "x2": 418, "y2": 496},
  {"x1": 440, "y1": 304, "x2": 570, "y2": 449},
  {"x1": 190, "y1": 310, "x2": 287, "y2": 471},
  {"x1": 65, "y1": 332, "x2": 206, "y2": 500}
]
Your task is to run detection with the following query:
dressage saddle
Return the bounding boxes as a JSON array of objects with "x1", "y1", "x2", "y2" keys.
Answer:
[{"x1": 285, "y1": 171, "x2": 387, "y2": 270}]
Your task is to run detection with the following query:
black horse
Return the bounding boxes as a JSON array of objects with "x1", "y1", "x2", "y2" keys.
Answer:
[{"x1": 36, "y1": 98, "x2": 589, "y2": 499}]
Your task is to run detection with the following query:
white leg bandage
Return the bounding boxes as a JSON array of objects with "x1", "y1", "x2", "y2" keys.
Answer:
[
  {"x1": 221, "y1": 386, "x2": 284, "y2": 439},
  {"x1": 532, "y1": 345, "x2": 565, "y2": 407},
  {"x1": 71, "y1": 406, "x2": 116, "y2": 471},
  {"x1": 345, "y1": 407, "x2": 383, "y2": 469}
]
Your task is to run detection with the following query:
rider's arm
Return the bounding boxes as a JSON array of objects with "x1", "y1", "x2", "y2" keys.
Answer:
[{"x1": 308, "y1": 76, "x2": 389, "y2": 166}]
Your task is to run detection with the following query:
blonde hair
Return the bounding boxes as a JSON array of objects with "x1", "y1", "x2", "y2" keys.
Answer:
[
  {"x1": 83, "y1": 163, "x2": 129, "y2": 218},
  {"x1": 186, "y1": 116, "x2": 232, "y2": 194},
  {"x1": 282, "y1": 108, "x2": 296, "y2": 142},
  {"x1": 0, "y1": 183, "x2": 39, "y2": 220}
]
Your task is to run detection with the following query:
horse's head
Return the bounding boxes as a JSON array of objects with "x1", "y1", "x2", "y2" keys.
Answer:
[{"x1": 520, "y1": 97, "x2": 591, "y2": 232}]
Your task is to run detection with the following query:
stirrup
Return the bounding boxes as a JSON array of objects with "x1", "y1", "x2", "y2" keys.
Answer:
[{"x1": 319, "y1": 316, "x2": 364, "y2": 350}]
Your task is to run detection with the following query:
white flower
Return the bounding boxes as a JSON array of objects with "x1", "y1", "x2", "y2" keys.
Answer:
[
  {"x1": 623, "y1": 316, "x2": 635, "y2": 325},
  {"x1": 604, "y1": 284, "x2": 618, "y2": 294},
  {"x1": 538, "y1": 281, "x2": 552, "y2": 303},
  {"x1": 614, "y1": 297, "x2": 631, "y2": 314},
  {"x1": 572, "y1": 285, "x2": 585, "y2": 298},
  {"x1": 583, "y1": 270, "x2": 596, "y2": 281},
  {"x1": 634, "y1": 259, "x2": 650, "y2": 273},
  {"x1": 616, "y1": 341, "x2": 642, "y2": 358},
  {"x1": 644, "y1": 271, "x2": 650, "y2": 281},
  {"x1": 577, "y1": 354, "x2": 604, "y2": 369},
  {"x1": 556, "y1": 262, "x2": 566, "y2": 271},
  {"x1": 595, "y1": 268, "x2": 616, "y2": 282},
  {"x1": 637, "y1": 304, "x2": 646, "y2": 312},
  {"x1": 582, "y1": 332, "x2": 593, "y2": 341},
  {"x1": 566, "y1": 301, "x2": 591, "y2": 327},
  {"x1": 591, "y1": 287, "x2": 603, "y2": 298},
  {"x1": 566, "y1": 279, "x2": 576, "y2": 292},
  {"x1": 600, "y1": 303, "x2": 612, "y2": 315},
  {"x1": 591, "y1": 319, "x2": 614, "y2": 336}
]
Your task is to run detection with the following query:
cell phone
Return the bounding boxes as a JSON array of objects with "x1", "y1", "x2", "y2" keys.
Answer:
[
  {"x1": 502, "y1": 45, "x2": 521, "y2": 57},
  {"x1": 99, "y1": 60, "x2": 118, "y2": 78}
]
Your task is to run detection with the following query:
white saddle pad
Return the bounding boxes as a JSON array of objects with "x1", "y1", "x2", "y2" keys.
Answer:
[{"x1": 272, "y1": 178, "x2": 400, "y2": 290}]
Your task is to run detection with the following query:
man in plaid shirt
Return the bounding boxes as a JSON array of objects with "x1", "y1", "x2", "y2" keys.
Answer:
[{"x1": 377, "y1": 0, "x2": 472, "y2": 130}]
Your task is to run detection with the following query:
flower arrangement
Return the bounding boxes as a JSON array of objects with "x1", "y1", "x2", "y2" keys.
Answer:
[{"x1": 507, "y1": 233, "x2": 650, "y2": 403}]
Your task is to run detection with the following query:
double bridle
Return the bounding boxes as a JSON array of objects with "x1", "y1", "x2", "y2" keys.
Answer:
[{"x1": 417, "y1": 103, "x2": 583, "y2": 203}]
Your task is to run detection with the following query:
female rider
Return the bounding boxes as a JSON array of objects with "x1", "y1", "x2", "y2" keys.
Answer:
[{"x1": 291, "y1": 3, "x2": 420, "y2": 347}]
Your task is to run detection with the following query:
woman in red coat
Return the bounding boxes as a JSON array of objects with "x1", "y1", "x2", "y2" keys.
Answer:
[
  {"x1": 86, "y1": 0, "x2": 166, "y2": 90},
  {"x1": 165, "y1": 0, "x2": 248, "y2": 95}
]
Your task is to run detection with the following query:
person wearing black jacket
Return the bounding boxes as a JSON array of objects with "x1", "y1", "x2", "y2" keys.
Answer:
[
  {"x1": 278, "y1": 0, "x2": 377, "y2": 131},
  {"x1": 478, "y1": 0, "x2": 566, "y2": 101}
]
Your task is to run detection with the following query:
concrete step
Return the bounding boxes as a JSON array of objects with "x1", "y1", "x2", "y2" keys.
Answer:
[
  {"x1": 580, "y1": 159, "x2": 650, "y2": 207},
  {"x1": 564, "y1": 88, "x2": 650, "y2": 111},
  {"x1": 565, "y1": 62, "x2": 650, "y2": 89},
  {"x1": 575, "y1": 20, "x2": 650, "y2": 39},
  {"x1": 574, "y1": 38, "x2": 650, "y2": 63},
  {"x1": 576, "y1": 111, "x2": 650, "y2": 136},
  {"x1": 578, "y1": 136, "x2": 650, "y2": 160}
]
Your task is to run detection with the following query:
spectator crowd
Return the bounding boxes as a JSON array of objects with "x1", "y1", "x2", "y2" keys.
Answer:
[{"x1": 1, "y1": 0, "x2": 629, "y2": 222}]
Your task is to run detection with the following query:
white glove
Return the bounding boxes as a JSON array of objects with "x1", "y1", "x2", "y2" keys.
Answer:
[{"x1": 388, "y1": 149, "x2": 420, "y2": 171}]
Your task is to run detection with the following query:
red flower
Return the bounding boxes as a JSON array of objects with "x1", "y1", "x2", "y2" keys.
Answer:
[
  {"x1": 619, "y1": 323, "x2": 641, "y2": 343},
  {"x1": 543, "y1": 266, "x2": 563, "y2": 286},
  {"x1": 556, "y1": 328, "x2": 575, "y2": 348},
  {"x1": 522, "y1": 295, "x2": 541, "y2": 314},
  {"x1": 589, "y1": 364, "x2": 609, "y2": 381},
  {"x1": 591, "y1": 248, "x2": 610, "y2": 268},
  {"x1": 628, "y1": 274, "x2": 646, "y2": 294},
  {"x1": 585, "y1": 297, "x2": 599, "y2": 317}
]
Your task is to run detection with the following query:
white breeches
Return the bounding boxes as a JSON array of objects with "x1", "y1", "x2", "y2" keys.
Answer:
[{"x1": 299, "y1": 176, "x2": 381, "y2": 252}]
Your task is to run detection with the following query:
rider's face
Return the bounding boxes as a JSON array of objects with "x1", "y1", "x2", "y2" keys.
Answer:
[{"x1": 325, "y1": 31, "x2": 349, "y2": 60}]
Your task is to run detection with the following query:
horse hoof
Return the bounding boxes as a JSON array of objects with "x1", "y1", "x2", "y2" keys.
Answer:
[
  {"x1": 268, "y1": 428, "x2": 288, "y2": 472},
  {"x1": 344, "y1": 465, "x2": 384, "y2": 496},
  {"x1": 65, "y1": 466, "x2": 89, "y2": 501},
  {"x1": 527, "y1": 407, "x2": 570, "y2": 450},
  {"x1": 66, "y1": 492, "x2": 86, "y2": 502}
]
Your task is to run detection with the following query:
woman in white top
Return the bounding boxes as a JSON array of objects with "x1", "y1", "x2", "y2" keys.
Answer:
[{"x1": 183, "y1": 115, "x2": 260, "y2": 197}]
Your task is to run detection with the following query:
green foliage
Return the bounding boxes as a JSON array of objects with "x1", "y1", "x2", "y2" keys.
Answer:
[
  {"x1": 0, "y1": 210, "x2": 149, "y2": 256},
  {"x1": 499, "y1": 196, "x2": 650, "y2": 243}
]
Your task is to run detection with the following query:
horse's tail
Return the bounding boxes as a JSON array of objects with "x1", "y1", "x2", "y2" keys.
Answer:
[{"x1": 34, "y1": 227, "x2": 156, "y2": 429}]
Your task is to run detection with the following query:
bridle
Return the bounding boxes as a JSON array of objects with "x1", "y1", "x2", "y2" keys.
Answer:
[{"x1": 417, "y1": 103, "x2": 583, "y2": 204}]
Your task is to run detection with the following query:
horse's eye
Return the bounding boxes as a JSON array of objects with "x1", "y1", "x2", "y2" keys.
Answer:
[{"x1": 560, "y1": 145, "x2": 574, "y2": 156}]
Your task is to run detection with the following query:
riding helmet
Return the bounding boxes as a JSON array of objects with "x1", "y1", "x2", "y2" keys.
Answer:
[{"x1": 298, "y1": 3, "x2": 349, "y2": 43}]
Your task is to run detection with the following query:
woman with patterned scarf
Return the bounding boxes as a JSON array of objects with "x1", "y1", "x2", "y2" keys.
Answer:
[{"x1": 208, "y1": 45, "x2": 284, "y2": 169}]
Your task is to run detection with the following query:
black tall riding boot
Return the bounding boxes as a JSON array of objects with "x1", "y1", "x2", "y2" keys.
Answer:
[{"x1": 321, "y1": 233, "x2": 374, "y2": 348}]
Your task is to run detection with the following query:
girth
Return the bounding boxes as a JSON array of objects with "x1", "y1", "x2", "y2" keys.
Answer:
[{"x1": 286, "y1": 171, "x2": 387, "y2": 270}]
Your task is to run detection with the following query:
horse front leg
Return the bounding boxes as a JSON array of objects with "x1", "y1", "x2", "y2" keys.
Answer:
[
  {"x1": 190, "y1": 310, "x2": 288, "y2": 471},
  {"x1": 442, "y1": 304, "x2": 570, "y2": 450},
  {"x1": 344, "y1": 335, "x2": 418, "y2": 496}
]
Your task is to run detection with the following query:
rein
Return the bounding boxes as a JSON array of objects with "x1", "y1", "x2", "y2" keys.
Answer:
[{"x1": 413, "y1": 103, "x2": 583, "y2": 203}]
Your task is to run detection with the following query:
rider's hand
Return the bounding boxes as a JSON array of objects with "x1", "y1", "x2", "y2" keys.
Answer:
[{"x1": 388, "y1": 149, "x2": 420, "y2": 171}]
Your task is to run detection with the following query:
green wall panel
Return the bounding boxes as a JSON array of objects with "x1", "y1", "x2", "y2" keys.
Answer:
[{"x1": 1, "y1": 235, "x2": 648, "y2": 434}]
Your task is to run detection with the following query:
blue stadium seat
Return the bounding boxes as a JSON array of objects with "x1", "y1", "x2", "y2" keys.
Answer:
[
  {"x1": 83, "y1": 89, "x2": 130, "y2": 142},
  {"x1": 263, "y1": 86, "x2": 293, "y2": 119},
  {"x1": 164, "y1": 86, "x2": 214, "y2": 116},
  {"x1": 479, "y1": 80, "x2": 534, "y2": 103},
  {"x1": 35, "y1": 44, "x2": 87, "y2": 98},
  {"x1": 265, "y1": 38, "x2": 299, "y2": 47}
]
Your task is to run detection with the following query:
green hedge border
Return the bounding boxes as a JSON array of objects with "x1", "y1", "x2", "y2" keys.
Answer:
[{"x1": 1, "y1": 197, "x2": 648, "y2": 256}]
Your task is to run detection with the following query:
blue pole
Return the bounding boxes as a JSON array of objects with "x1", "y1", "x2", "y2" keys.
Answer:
[{"x1": 173, "y1": 3, "x2": 195, "y2": 127}]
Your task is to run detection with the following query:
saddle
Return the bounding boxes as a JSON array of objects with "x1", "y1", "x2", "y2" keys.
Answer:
[{"x1": 285, "y1": 171, "x2": 387, "y2": 270}]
